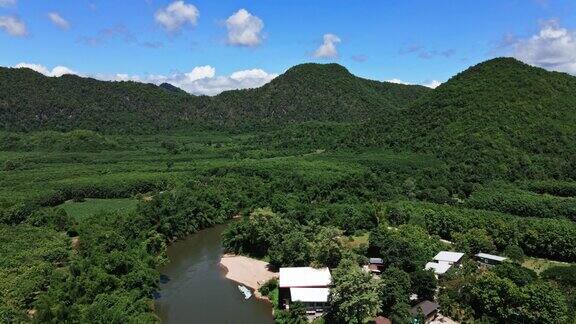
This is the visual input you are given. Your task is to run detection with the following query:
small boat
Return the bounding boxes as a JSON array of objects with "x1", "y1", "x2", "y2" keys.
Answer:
[{"x1": 238, "y1": 285, "x2": 252, "y2": 299}]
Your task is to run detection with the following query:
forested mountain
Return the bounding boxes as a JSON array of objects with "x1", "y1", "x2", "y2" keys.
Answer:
[
  {"x1": 0, "y1": 63, "x2": 428, "y2": 133},
  {"x1": 158, "y1": 83, "x2": 187, "y2": 94},
  {"x1": 0, "y1": 68, "x2": 197, "y2": 133},
  {"x1": 352, "y1": 58, "x2": 576, "y2": 181},
  {"x1": 212, "y1": 63, "x2": 430, "y2": 125}
]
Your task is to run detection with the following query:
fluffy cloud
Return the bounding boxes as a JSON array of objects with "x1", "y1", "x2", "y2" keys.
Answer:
[
  {"x1": 225, "y1": 9, "x2": 264, "y2": 47},
  {"x1": 155, "y1": 1, "x2": 199, "y2": 33},
  {"x1": 314, "y1": 33, "x2": 341, "y2": 58},
  {"x1": 385, "y1": 78, "x2": 442, "y2": 89},
  {"x1": 14, "y1": 62, "x2": 276, "y2": 96},
  {"x1": 423, "y1": 80, "x2": 442, "y2": 89},
  {"x1": 0, "y1": 15, "x2": 27, "y2": 37},
  {"x1": 230, "y1": 68, "x2": 269, "y2": 80},
  {"x1": 166, "y1": 67, "x2": 277, "y2": 95},
  {"x1": 0, "y1": 0, "x2": 16, "y2": 7},
  {"x1": 48, "y1": 12, "x2": 70, "y2": 30},
  {"x1": 184, "y1": 65, "x2": 215, "y2": 82},
  {"x1": 511, "y1": 20, "x2": 576, "y2": 74},
  {"x1": 385, "y1": 78, "x2": 411, "y2": 85},
  {"x1": 15, "y1": 63, "x2": 76, "y2": 77}
]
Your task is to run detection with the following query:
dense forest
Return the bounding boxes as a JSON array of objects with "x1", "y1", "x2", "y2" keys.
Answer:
[
  {"x1": 0, "y1": 63, "x2": 428, "y2": 133},
  {"x1": 1, "y1": 57, "x2": 575, "y2": 323}
]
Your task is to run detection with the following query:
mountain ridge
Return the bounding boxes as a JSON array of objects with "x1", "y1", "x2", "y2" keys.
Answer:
[
  {"x1": 352, "y1": 57, "x2": 576, "y2": 180},
  {"x1": 0, "y1": 62, "x2": 429, "y2": 133}
]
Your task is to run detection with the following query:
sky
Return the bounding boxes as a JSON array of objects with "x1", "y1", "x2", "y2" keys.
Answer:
[{"x1": 1, "y1": 0, "x2": 576, "y2": 95}]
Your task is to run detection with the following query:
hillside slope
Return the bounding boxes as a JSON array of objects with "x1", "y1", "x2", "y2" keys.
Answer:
[
  {"x1": 0, "y1": 63, "x2": 429, "y2": 133},
  {"x1": 210, "y1": 63, "x2": 429, "y2": 125},
  {"x1": 0, "y1": 68, "x2": 199, "y2": 133},
  {"x1": 358, "y1": 58, "x2": 576, "y2": 181}
]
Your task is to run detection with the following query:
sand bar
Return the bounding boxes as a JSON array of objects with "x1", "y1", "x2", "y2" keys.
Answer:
[{"x1": 220, "y1": 254, "x2": 278, "y2": 298}]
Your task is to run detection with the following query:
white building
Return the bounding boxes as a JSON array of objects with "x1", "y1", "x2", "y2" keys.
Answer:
[
  {"x1": 475, "y1": 252, "x2": 507, "y2": 265},
  {"x1": 425, "y1": 261, "x2": 452, "y2": 275},
  {"x1": 433, "y1": 251, "x2": 465, "y2": 265},
  {"x1": 279, "y1": 267, "x2": 332, "y2": 314}
]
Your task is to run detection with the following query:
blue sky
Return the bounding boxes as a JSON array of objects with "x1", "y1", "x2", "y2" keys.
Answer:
[{"x1": 2, "y1": 0, "x2": 576, "y2": 94}]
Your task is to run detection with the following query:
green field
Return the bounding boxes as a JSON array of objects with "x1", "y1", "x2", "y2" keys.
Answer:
[{"x1": 60, "y1": 198, "x2": 139, "y2": 221}]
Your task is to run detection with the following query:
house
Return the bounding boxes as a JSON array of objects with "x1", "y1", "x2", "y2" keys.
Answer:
[
  {"x1": 409, "y1": 300, "x2": 439, "y2": 323},
  {"x1": 433, "y1": 251, "x2": 464, "y2": 265},
  {"x1": 368, "y1": 258, "x2": 384, "y2": 274},
  {"x1": 279, "y1": 267, "x2": 331, "y2": 314},
  {"x1": 425, "y1": 261, "x2": 452, "y2": 276},
  {"x1": 475, "y1": 252, "x2": 507, "y2": 265}
]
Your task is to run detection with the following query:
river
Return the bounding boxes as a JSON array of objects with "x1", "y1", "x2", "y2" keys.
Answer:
[{"x1": 155, "y1": 224, "x2": 275, "y2": 324}]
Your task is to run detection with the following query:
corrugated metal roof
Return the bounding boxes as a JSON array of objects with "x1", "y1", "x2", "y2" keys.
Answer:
[
  {"x1": 410, "y1": 300, "x2": 439, "y2": 316},
  {"x1": 290, "y1": 288, "x2": 330, "y2": 302},
  {"x1": 433, "y1": 251, "x2": 464, "y2": 263},
  {"x1": 475, "y1": 253, "x2": 507, "y2": 262},
  {"x1": 425, "y1": 261, "x2": 452, "y2": 275},
  {"x1": 279, "y1": 267, "x2": 331, "y2": 288},
  {"x1": 369, "y1": 258, "x2": 384, "y2": 264}
]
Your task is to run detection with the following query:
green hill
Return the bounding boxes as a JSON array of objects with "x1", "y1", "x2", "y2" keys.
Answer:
[
  {"x1": 359, "y1": 57, "x2": 576, "y2": 181},
  {"x1": 0, "y1": 63, "x2": 429, "y2": 133},
  {"x1": 211, "y1": 63, "x2": 430, "y2": 125}
]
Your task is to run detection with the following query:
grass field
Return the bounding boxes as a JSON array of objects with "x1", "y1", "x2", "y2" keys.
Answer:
[
  {"x1": 522, "y1": 257, "x2": 572, "y2": 274},
  {"x1": 60, "y1": 198, "x2": 139, "y2": 220}
]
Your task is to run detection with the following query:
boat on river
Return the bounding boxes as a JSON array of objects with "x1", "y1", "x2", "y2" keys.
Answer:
[{"x1": 238, "y1": 285, "x2": 252, "y2": 299}]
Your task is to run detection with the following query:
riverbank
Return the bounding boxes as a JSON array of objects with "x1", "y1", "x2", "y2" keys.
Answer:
[{"x1": 220, "y1": 254, "x2": 278, "y2": 298}]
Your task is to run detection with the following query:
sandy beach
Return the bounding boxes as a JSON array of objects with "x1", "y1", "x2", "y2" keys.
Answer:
[{"x1": 220, "y1": 254, "x2": 278, "y2": 298}]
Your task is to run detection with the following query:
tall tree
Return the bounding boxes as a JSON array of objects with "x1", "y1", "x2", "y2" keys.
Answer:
[{"x1": 328, "y1": 259, "x2": 381, "y2": 324}]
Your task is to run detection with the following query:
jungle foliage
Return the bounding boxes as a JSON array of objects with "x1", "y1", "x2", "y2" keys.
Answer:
[{"x1": 1, "y1": 57, "x2": 576, "y2": 323}]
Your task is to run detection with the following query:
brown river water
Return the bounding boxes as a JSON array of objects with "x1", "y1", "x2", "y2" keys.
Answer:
[{"x1": 155, "y1": 224, "x2": 275, "y2": 324}]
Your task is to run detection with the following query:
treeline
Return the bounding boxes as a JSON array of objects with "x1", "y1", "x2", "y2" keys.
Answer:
[
  {"x1": 0, "y1": 130, "x2": 119, "y2": 152},
  {"x1": 0, "y1": 177, "x2": 168, "y2": 225},
  {"x1": 465, "y1": 186, "x2": 576, "y2": 222},
  {"x1": 522, "y1": 180, "x2": 576, "y2": 197},
  {"x1": 386, "y1": 201, "x2": 576, "y2": 262}
]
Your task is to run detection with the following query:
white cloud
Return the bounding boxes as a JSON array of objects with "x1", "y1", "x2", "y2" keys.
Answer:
[
  {"x1": 314, "y1": 33, "x2": 341, "y2": 58},
  {"x1": 385, "y1": 78, "x2": 411, "y2": 85},
  {"x1": 0, "y1": 0, "x2": 16, "y2": 7},
  {"x1": 184, "y1": 65, "x2": 215, "y2": 82},
  {"x1": 172, "y1": 67, "x2": 276, "y2": 95},
  {"x1": 511, "y1": 20, "x2": 576, "y2": 74},
  {"x1": 155, "y1": 1, "x2": 199, "y2": 33},
  {"x1": 225, "y1": 9, "x2": 264, "y2": 47},
  {"x1": 385, "y1": 78, "x2": 442, "y2": 88},
  {"x1": 15, "y1": 63, "x2": 76, "y2": 77},
  {"x1": 230, "y1": 68, "x2": 269, "y2": 81},
  {"x1": 0, "y1": 15, "x2": 27, "y2": 37},
  {"x1": 48, "y1": 12, "x2": 70, "y2": 30},
  {"x1": 423, "y1": 80, "x2": 442, "y2": 89}
]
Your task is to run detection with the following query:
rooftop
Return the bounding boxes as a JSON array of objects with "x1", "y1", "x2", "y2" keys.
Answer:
[
  {"x1": 425, "y1": 262, "x2": 452, "y2": 275},
  {"x1": 409, "y1": 300, "x2": 439, "y2": 317},
  {"x1": 475, "y1": 253, "x2": 507, "y2": 262},
  {"x1": 279, "y1": 267, "x2": 332, "y2": 288},
  {"x1": 433, "y1": 251, "x2": 464, "y2": 263},
  {"x1": 369, "y1": 258, "x2": 384, "y2": 264},
  {"x1": 290, "y1": 287, "x2": 330, "y2": 303}
]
